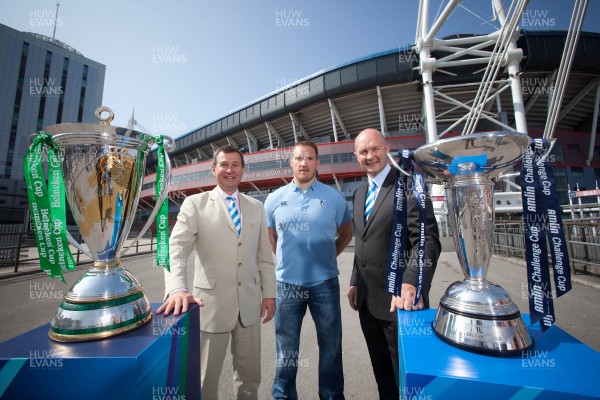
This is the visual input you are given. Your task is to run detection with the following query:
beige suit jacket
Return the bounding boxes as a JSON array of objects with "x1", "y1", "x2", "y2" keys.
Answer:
[{"x1": 164, "y1": 188, "x2": 276, "y2": 333}]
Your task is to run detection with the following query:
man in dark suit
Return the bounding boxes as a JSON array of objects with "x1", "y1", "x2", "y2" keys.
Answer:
[{"x1": 347, "y1": 128, "x2": 441, "y2": 399}]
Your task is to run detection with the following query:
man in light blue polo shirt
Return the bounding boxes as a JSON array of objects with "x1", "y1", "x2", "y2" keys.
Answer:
[{"x1": 265, "y1": 140, "x2": 353, "y2": 400}]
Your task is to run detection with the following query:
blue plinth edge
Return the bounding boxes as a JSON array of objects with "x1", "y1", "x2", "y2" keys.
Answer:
[
  {"x1": 0, "y1": 303, "x2": 200, "y2": 400},
  {"x1": 397, "y1": 309, "x2": 600, "y2": 400}
]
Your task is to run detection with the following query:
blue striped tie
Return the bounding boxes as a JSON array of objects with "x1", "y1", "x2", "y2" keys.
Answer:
[
  {"x1": 227, "y1": 196, "x2": 241, "y2": 235},
  {"x1": 364, "y1": 180, "x2": 377, "y2": 222}
]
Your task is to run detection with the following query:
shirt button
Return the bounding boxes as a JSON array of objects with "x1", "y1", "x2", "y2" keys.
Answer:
[
  {"x1": 238, "y1": 282, "x2": 242, "y2": 286},
  {"x1": 238, "y1": 262, "x2": 242, "y2": 267},
  {"x1": 238, "y1": 242, "x2": 242, "y2": 247},
  {"x1": 362, "y1": 262, "x2": 366, "y2": 268}
]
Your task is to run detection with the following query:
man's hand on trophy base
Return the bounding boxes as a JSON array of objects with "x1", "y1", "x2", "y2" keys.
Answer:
[
  {"x1": 390, "y1": 283, "x2": 424, "y2": 312},
  {"x1": 157, "y1": 291, "x2": 204, "y2": 316}
]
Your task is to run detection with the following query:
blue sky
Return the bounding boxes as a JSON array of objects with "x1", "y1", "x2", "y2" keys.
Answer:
[{"x1": 1, "y1": 0, "x2": 598, "y2": 138}]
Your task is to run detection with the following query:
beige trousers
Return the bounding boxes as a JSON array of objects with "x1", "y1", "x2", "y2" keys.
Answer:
[{"x1": 200, "y1": 319, "x2": 261, "y2": 400}]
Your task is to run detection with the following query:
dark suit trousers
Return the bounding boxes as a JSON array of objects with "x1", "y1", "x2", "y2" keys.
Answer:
[{"x1": 358, "y1": 302, "x2": 399, "y2": 400}]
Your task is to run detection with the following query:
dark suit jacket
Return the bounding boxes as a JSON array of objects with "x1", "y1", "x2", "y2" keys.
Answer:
[{"x1": 351, "y1": 167, "x2": 441, "y2": 322}]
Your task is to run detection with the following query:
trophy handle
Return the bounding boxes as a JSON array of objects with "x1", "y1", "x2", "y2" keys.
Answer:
[
  {"x1": 535, "y1": 138, "x2": 556, "y2": 166},
  {"x1": 66, "y1": 233, "x2": 93, "y2": 258},
  {"x1": 496, "y1": 139, "x2": 555, "y2": 181},
  {"x1": 386, "y1": 153, "x2": 412, "y2": 177},
  {"x1": 496, "y1": 171, "x2": 519, "y2": 180},
  {"x1": 121, "y1": 135, "x2": 174, "y2": 257}
]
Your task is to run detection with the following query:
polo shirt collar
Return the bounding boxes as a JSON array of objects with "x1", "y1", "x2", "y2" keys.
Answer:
[{"x1": 291, "y1": 180, "x2": 318, "y2": 192}]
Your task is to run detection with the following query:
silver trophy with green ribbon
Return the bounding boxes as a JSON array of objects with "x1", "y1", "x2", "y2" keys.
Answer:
[{"x1": 24, "y1": 106, "x2": 173, "y2": 342}]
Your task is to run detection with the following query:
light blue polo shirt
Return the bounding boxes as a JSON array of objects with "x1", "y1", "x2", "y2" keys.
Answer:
[{"x1": 265, "y1": 180, "x2": 351, "y2": 286}]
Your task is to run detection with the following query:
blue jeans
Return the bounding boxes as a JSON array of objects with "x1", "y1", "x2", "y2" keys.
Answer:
[{"x1": 272, "y1": 277, "x2": 345, "y2": 400}]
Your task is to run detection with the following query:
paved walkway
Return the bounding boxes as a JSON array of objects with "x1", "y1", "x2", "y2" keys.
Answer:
[{"x1": 1, "y1": 248, "x2": 598, "y2": 399}]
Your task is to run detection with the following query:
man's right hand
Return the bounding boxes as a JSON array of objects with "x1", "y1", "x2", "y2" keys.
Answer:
[
  {"x1": 156, "y1": 291, "x2": 204, "y2": 316},
  {"x1": 347, "y1": 286, "x2": 358, "y2": 311}
]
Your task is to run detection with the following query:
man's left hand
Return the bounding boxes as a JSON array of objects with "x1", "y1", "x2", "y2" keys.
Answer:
[
  {"x1": 390, "y1": 283, "x2": 424, "y2": 312},
  {"x1": 261, "y1": 298, "x2": 276, "y2": 323}
]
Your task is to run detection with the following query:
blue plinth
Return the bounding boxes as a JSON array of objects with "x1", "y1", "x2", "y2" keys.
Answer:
[
  {"x1": 397, "y1": 309, "x2": 600, "y2": 400},
  {"x1": 0, "y1": 303, "x2": 200, "y2": 400}
]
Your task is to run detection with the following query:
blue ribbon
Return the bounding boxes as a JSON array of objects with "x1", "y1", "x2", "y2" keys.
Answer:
[
  {"x1": 533, "y1": 140, "x2": 572, "y2": 297},
  {"x1": 386, "y1": 158, "x2": 407, "y2": 296},
  {"x1": 520, "y1": 139, "x2": 571, "y2": 332},
  {"x1": 386, "y1": 150, "x2": 426, "y2": 306}
]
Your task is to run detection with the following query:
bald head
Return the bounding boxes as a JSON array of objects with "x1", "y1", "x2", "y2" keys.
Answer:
[
  {"x1": 354, "y1": 128, "x2": 391, "y2": 178},
  {"x1": 355, "y1": 129, "x2": 386, "y2": 148}
]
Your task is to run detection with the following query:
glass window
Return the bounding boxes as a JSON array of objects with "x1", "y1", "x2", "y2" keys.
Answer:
[
  {"x1": 567, "y1": 144, "x2": 580, "y2": 156},
  {"x1": 571, "y1": 167, "x2": 584, "y2": 178},
  {"x1": 551, "y1": 144, "x2": 564, "y2": 163}
]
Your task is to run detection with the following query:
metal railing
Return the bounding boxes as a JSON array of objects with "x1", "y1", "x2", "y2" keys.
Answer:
[
  {"x1": 494, "y1": 218, "x2": 600, "y2": 275},
  {"x1": 4, "y1": 219, "x2": 599, "y2": 276},
  {"x1": 0, "y1": 230, "x2": 158, "y2": 275}
]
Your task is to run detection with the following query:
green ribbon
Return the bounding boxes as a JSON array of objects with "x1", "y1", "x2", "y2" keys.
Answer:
[
  {"x1": 23, "y1": 131, "x2": 75, "y2": 283},
  {"x1": 155, "y1": 135, "x2": 170, "y2": 271}
]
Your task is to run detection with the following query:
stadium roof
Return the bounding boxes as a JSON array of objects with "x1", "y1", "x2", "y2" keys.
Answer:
[{"x1": 147, "y1": 30, "x2": 600, "y2": 169}]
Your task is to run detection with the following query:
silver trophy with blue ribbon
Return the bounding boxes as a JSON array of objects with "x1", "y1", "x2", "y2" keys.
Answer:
[{"x1": 413, "y1": 131, "x2": 534, "y2": 355}]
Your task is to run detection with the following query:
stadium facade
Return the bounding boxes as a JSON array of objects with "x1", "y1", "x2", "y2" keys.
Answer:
[
  {"x1": 141, "y1": 30, "x2": 600, "y2": 223},
  {"x1": 0, "y1": 23, "x2": 105, "y2": 224}
]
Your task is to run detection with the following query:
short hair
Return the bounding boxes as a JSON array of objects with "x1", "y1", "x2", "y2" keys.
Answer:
[
  {"x1": 291, "y1": 140, "x2": 319, "y2": 158},
  {"x1": 212, "y1": 145, "x2": 245, "y2": 167}
]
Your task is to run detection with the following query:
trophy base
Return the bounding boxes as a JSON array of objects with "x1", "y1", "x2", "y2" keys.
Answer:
[
  {"x1": 432, "y1": 302, "x2": 534, "y2": 356},
  {"x1": 49, "y1": 264, "x2": 153, "y2": 342}
]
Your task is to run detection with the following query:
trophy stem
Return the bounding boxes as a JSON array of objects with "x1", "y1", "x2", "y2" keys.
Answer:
[
  {"x1": 446, "y1": 177, "x2": 493, "y2": 283},
  {"x1": 49, "y1": 259, "x2": 152, "y2": 342}
]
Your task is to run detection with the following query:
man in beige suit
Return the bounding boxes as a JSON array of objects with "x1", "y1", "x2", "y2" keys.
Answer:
[{"x1": 157, "y1": 145, "x2": 276, "y2": 400}]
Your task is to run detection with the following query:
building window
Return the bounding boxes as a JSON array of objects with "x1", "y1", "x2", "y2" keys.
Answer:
[
  {"x1": 77, "y1": 65, "x2": 88, "y2": 122},
  {"x1": 551, "y1": 144, "x2": 564, "y2": 163},
  {"x1": 567, "y1": 144, "x2": 580, "y2": 157},
  {"x1": 36, "y1": 51, "x2": 53, "y2": 131},
  {"x1": 5, "y1": 42, "x2": 29, "y2": 179},
  {"x1": 56, "y1": 57, "x2": 69, "y2": 123},
  {"x1": 552, "y1": 167, "x2": 568, "y2": 205},
  {"x1": 571, "y1": 167, "x2": 584, "y2": 178}
]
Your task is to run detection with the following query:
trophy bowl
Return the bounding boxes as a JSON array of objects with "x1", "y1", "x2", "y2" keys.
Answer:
[
  {"x1": 40, "y1": 107, "x2": 173, "y2": 342},
  {"x1": 413, "y1": 131, "x2": 534, "y2": 356}
]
